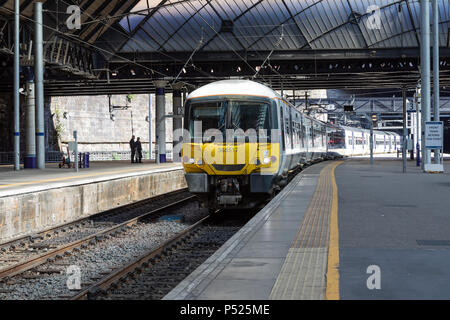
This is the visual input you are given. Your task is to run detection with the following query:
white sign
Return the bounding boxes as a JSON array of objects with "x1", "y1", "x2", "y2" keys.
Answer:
[
  {"x1": 68, "y1": 141, "x2": 77, "y2": 151},
  {"x1": 425, "y1": 121, "x2": 443, "y2": 149}
]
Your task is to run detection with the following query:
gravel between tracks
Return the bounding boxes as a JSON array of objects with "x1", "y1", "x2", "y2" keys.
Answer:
[
  {"x1": 0, "y1": 191, "x2": 192, "y2": 271},
  {"x1": 0, "y1": 202, "x2": 208, "y2": 300}
]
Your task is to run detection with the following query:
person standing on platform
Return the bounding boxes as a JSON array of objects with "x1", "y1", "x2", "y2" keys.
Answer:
[
  {"x1": 129, "y1": 135, "x2": 136, "y2": 163},
  {"x1": 136, "y1": 137, "x2": 143, "y2": 163}
]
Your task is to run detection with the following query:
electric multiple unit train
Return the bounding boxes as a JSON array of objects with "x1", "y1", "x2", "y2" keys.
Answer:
[{"x1": 181, "y1": 80, "x2": 400, "y2": 210}]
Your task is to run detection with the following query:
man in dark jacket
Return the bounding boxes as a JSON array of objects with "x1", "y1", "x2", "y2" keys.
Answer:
[
  {"x1": 135, "y1": 137, "x2": 143, "y2": 163},
  {"x1": 129, "y1": 135, "x2": 136, "y2": 163}
]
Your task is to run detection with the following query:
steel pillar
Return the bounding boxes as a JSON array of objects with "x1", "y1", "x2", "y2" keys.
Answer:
[
  {"x1": 148, "y1": 93, "x2": 152, "y2": 160},
  {"x1": 172, "y1": 83, "x2": 184, "y2": 162},
  {"x1": 432, "y1": 0, "x2": 440, "y2": 164},
  {"x1": 13, "y1": 0, "x2": 20, "y2": 171},
  {"x1": 35, "y1": 2, "x2": 45, "y2": 169},
  {"x1": 416, "y1": 87, "x2": 422, "y2": 167},
  {"x1": 154, "y1": 80, "x2": 168, "y2": 164},
  {"x1": 420, "y1": 0, "x2": 431, "y2": 170},
  {"x1": 402, "y1": 88, "x2": 407, "y2": 173},
  {"x1": 24, "y1": 68, "x2": 36, "y2": 168}
]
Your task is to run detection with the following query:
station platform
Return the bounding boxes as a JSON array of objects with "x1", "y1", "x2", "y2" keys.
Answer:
[
  {"x1": 0, "y1": 161, "x2": 181, "y2": 197},
  {"x1": 165, "y1": 158, "x2": 450, "y2": 300},
  {"x1": 0, "y1": 161, "x2": 185, "y2": 242}
]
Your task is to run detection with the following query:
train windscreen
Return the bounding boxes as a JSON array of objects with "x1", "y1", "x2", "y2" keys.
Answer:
[
  {"x1": 229, "y1": 101, "x2": 271, "y2": 133},
  {"x1": 189, "y1": 101, "x2": 227, "y2": 140},
  {"x1": 188, "y1": 100, "x2": 271, "y2": 141}
]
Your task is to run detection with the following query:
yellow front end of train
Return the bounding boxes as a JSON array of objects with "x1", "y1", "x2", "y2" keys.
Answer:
[
  {"x1": 182, "y1": 142, "x2": 280, "y2": 175},
  {"x1": 182, "y1": 141, "x2": 280, "y2": 210},
  {"x1": 180, "y1": 80, "x2": 284, "y2": 210}
]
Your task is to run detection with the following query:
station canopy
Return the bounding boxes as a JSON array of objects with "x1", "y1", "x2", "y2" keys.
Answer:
[
  {"x1": 1, "y1": 0, "x2": 450, "y2": 94},
  {"x1": 116, "y1": 0, "x2": 448, "y2": 53}
]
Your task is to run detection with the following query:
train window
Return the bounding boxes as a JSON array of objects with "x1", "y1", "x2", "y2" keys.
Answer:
[
  {"x1": 300, "y1": 118, "x2": 305, "y2": 148},
  {"x1": 355, "y1": 137, "x2": 363, "y2": 145},
  {"x1": 229, "y1": 101, "x2": 271, "y2": 132},
  {"x1": 328, "y1": 129, "x2": 345, "y2": 149},
  {"x1": 189, "y1": 101, "x2": 227, "y2": 139}
]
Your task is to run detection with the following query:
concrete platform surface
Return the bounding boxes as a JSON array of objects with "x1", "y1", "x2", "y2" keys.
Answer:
[
  {"x1": 0, "y1": 161, "x2": 182, "y2": 198},
  {"x1": 0, "y1": 161, "x2": 185, "y2": 242},
  {"x1": 164, "y1": 161, "x2": 335, "y2": 300},
  {"x1": 337, "y1": 160, "x2": 450, "y2": 299},
  {"x1": 164, "y1": 158, "x2": 450, "y2": 300}
]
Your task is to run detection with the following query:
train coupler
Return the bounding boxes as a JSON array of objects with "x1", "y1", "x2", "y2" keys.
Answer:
[{"x1": 217, "y1": 194, "x2": 243, "y2": 206}]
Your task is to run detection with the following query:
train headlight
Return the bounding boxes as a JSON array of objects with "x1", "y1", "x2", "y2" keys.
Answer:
[
  {"x1": 197, "y1": 159, "x2": 203, "y2": 165},
  {"x1": 270, "y1": 156, "x2": 277, "y2": 163},
  {"x1": 182, "y1": 156, "x2": 196, "y2": 164},
  {"x1": 263, "y1": 157, "x2": 271, "y2": 165}
]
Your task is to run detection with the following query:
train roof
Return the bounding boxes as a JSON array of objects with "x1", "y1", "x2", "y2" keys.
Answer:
[
  {"x1": 187, "y1": 80, "x2": 281, "y2": 100},
  {"x1": 340, "y1": 125, "x2": 400, "y2": 136}
]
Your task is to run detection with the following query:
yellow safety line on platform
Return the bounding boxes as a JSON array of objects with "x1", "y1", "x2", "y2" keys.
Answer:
[
  {"x1": 0, "y1": 167, "x2": 167, "y2": 189},
  {"x1": 325, "y1": 161, "x2": 343, "y2": 300}
]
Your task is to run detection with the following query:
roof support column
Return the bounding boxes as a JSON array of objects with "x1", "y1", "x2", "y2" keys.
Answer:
[
  {"x1": 24, "y1": 68, "x2": 36, "y2": 169},
  {"x1": 13, "y1": 0, "x2": 20, "y2": 171},
  {"x1": 432, "y1": 0, "x2": 440, "y2": 164},
  {"x1": 35, "y1": 2, "x2": 45, "y2": 169},
  {"x1": 171, "y1": 83, "x2": 184, "y2": 163},
  {"x1": 154, "y1": 80, "x2": 168, "y2": 164},
  {"x1": 420, "y1": 0, "x2": 431, "y2": 170}
]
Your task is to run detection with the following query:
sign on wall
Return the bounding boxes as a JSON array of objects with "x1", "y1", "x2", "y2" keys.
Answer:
[{"x1": 425, "y1": 121, "x2": 443, "y2": 149}]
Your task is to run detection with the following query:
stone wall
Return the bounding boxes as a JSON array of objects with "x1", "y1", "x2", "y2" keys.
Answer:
[
  {"x1": 50, "y1": 94, "x2": 176, "y2": 155},
  {"x1": 0, "y1": 169, "x2": 187, "y2": 241}
]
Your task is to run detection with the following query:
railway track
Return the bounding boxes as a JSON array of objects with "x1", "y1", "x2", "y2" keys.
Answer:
[
  {"x1": 0, "y1": 190, "x2": 202, "y2": 299},
  {"x1": 0, "y1": 188, "x2": 190, "y2": 255},
  {"x1": 71, "y1": 211, "x2": 254, "y2": 300},
  {"x1": 0, "y1": 163, "x2": 308, "y2": 299}
]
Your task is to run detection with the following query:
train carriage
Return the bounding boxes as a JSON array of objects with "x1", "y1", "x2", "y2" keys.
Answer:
[
  {"x1": 181, "y1": 80, "x2": 327, "y2": 210},
  {"x1": 181, "y1": 80, "x2": 400, "y2": 210}
]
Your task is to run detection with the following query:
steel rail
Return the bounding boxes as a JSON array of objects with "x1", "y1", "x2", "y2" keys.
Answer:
[
  {"x1": 0, "y1": 188, "x2": 189, "y2": 251},
  {"x1": 71, "y1": 214, "x2": 211, "y2": 300},
  {"x1": 0, "y1": 194, "x2": 195, "y2": 280}
]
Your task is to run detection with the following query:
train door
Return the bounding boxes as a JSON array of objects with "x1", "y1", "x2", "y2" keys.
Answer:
[
  {"x1": 279, "y1": 102, "x2": 286, "y2": 152},
  {"x1": 282, "y1": 102, "x2": 293, "y2": 169},
  {"x1": 304, "y1": 117, "x2": 312, "y2": 161},
  {"x1": 288, "y1": 104, "x2": 294, "y2": 149},
  {"x1": 389, "y1": 135, "x2": 392, "y2": 152},
  {"x1": 300, "y1": 114, "x2": 306, "y2": 163},
  {"x1": 284, "y1": 103, "x2": 292, "y2": 151},
  {"x1": 352, "y1": 131, "x2": 355, "y2": 152}
]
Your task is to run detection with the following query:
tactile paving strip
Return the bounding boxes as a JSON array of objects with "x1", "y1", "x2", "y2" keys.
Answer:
[{"x1": 270, "y1": 162, "x2": 339, "y2": 300}]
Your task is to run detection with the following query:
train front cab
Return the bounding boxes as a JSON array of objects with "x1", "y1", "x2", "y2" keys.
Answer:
[{"x1": 181, "y1": 95, "x2": 282, "y2": 209}]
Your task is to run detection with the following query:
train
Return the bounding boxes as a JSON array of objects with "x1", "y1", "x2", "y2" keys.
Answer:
[
  {"x1": 327, "y1": 124, "x2": 401, "y2": 157},
  {"x1": 181, "y1": 80, "x2": 400, "y2": 210}
]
